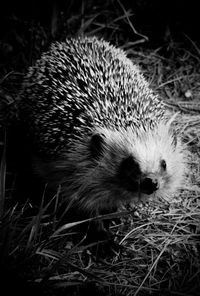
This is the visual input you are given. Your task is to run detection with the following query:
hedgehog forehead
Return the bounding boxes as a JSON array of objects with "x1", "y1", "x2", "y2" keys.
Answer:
[
  {"x1": 128, "y1": 123, "x2": 176, "y2": 172},
  {"x1": 95, "y1": 123, "x2": 176, "y2": 172}
]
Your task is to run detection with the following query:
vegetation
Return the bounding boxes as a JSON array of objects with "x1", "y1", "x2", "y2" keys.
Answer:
[{"x1": 1, "y1": 1, "x2": 200, "y2": 295}]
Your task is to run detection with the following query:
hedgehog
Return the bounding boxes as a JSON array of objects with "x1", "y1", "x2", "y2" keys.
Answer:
[{"x1": 19, "y1": 36, "x2": 186, "y2": 223}]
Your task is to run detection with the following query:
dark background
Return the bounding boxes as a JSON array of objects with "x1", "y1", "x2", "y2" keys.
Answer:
[{"x1": 0, "y1": 0, "x2": 199, "y2": 75}]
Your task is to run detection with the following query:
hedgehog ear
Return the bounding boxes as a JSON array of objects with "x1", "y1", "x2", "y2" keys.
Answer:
[
  {"x1": 90, "y1": 133, "x2": 105, "y2": 159},
  {"x1": 172, "y1": 131, "x2": 177, "y2": 147},
  {"x1": 167, "y1": 123, "x2": 178, "y2": 147},
  {"x1": 166, "y1": 113, "x2": 179, "y2": 147}
]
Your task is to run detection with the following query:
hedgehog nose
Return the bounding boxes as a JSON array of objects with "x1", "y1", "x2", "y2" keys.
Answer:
[{"x1": 140, "y1": 177, "x2": 159, "y2": 195}]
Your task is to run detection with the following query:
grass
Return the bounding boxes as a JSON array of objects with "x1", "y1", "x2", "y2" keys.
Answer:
[{"x1": 1, "y1": 1, "x2": 200, "y2": 295}]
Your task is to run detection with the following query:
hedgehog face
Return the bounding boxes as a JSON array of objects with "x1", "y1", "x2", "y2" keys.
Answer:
[
  {"x1": 124, "y1": 122, "x2": 186, "y2": 202},
  {"x1": 86, "y1": 123, "x2": 186, "y2": 209},
  {"x1": 86, "y1": 129, "x2": 165, "y2": 207},
  {"x1": 52, "y1": 124, "x2": 185, "y2": 215}
]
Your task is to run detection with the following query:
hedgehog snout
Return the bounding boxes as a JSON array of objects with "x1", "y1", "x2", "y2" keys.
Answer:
[{"x1": 140, "y1": 177, "x2": 159, "y2": 195}]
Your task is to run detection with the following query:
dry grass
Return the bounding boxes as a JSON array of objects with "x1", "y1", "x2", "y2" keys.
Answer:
[{"x1": 1, "y1": 1, "x2": 200, "y2": 295}]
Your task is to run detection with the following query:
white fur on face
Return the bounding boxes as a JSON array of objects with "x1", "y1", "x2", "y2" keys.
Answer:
[
  {"x1": 128, "y1": 123, "x2": 186, "y2": 200},
  {"x1": 38, "y1": 120, "x2": 187, "y2": 216},
  {"x1": 97, "y1": 120, "x2": 186, "y2": 202}
]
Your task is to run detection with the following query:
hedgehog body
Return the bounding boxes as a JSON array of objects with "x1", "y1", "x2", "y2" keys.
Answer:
[{"x1": 20, "y1": 36, "x2": 186, "y2": 216}]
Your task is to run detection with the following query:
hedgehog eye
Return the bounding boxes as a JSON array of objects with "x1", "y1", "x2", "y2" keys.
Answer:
[
  {"x1": 90, "y1": 133, "x2": 105, "y2": 159},
  {"x1": 160, "y1": 159, "x2": 167, "y2": 171}
]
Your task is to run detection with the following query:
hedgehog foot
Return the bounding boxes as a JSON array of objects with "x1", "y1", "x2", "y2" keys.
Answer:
[{"x1": 82, "y1": 222, "x2": 121, "y2": 258}]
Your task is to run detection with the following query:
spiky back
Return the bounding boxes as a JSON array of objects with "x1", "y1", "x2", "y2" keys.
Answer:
[{"x1": 20, "y1": 36, "x2": 165, "y2": 157}]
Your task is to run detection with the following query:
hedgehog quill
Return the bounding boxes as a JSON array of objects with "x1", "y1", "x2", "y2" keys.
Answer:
[{"x1": 19, "y1": 36, "x2": 186, "y2": 225}]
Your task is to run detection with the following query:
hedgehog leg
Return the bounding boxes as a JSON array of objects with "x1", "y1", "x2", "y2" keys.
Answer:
[
  {"x1": 57, "y1": 202, "x2": 121, "y2": 258},
  {"x1": 83, "y1": 221, "x2": 121, "y2": 258}
]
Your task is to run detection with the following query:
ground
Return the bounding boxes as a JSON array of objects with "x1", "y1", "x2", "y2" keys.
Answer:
[{"x1": 0, "y1": 1, "x2": 200, "y2": 295}]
